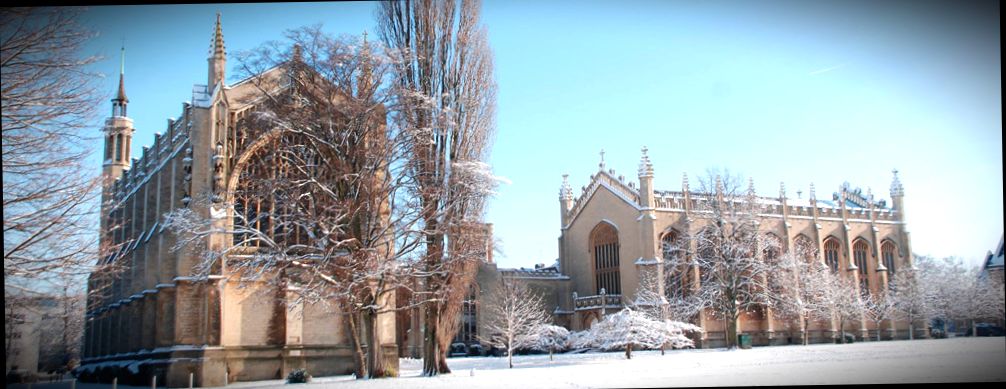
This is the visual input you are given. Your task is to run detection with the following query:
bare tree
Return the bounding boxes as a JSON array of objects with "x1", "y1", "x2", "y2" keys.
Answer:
[
  {"x1": 920, "y1": 256, "x2": 999, "y2": 337},
  {"x1": 688, "y1": 174, "x2": 775, "y2": 349},
  {"x1": 821, "y1": 273, "x2": 864, "y2": 344},
  {"x1": 480, "y1": 278, "x2": 549, "y2": 369},
  {"x1": 2, "y1": 7, "x2": 112, "y2": 298},
  {"x1": 863, "y1": 286, "x2": 897, "y2": 341},
  {"x1": 637, "y1": 240, "x2": 704, "y2": 323},
  {"x1": 165, "y1": 30, "x2": 428, "y2": 379},
  {"x1": 376, "y1": 0, "x2": 498, "y2": 375},
  {"x1": 891, "y1": 264, "x2": 931, "y2": 340},
  {"x1": 767, "y1": 244, "x2": 834, "y2": 345}
]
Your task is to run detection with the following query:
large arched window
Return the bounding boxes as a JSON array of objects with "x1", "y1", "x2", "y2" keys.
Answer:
[
  {"x1": 762, "y1": 232, "x2": 783, "y2": 261},
  {"x1": 661, "y1": 229, "x2": 687, "y2": 298},
  {"x1": 853, "y1": 239, "x2": 870, "y2": 292},
  {"x1": 590, "y1": 222, "x2": 620, "y2": 295},
  {"x1": 823, "y1": 237, "x2": 841, "y2": 272},
  {"x1": 881, "y1": 240, "x2": 897, "y2": 276},
  {"x1": 794, "y1": 234, "x2": 816, "y2": 262}
]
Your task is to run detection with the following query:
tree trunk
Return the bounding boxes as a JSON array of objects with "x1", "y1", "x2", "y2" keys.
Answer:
[
  {"x1": 909, "y1": 321, "x2": 915, "y2": 340},
  {"x1": 549, "y1": 347, "x2": 553, "y2": 361},
  {"x1": 347, "y1": 313, "x2": 368, "y2": 379},
  {"x1": 725, "y1": 316, "x2": 738, "y2": 349},
  {"x1": 366, "y1": 308, "x2": 391, "y2": 378},
  {"x1": 422, "y1": 303, "x2": 440, "y2": 376},
  {"x1": 971, "y1": 319, "x2": 977, "y2": 337},
  {"x1": 802, "y1": 316, "x2": 809, "y2": 345},
  {"x1": 508, "y1": 346, "x2": 514, "y2": 368},
  {"x1": 437, "y1": 347, "x2": 451, "y2": 373},
  {"x1": 625, "y1": 342, "x2": 632, "y2": 359}
]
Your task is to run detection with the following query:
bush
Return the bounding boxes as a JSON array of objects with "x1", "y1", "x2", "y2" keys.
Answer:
[{"x1": 286, "y1": 369, "x2": 311, "y2": 384}]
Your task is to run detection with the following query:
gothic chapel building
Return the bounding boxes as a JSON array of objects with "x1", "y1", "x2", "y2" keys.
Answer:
[
  {"x1": 82, "y1": 16, "x2": 397, "y2": 386},
  {"x1": 555, "y1": 148, "x2": 916, "y2": 347}
]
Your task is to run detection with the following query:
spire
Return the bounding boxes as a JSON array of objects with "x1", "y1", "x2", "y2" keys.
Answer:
[
  {"x1": 890, "y1": 168, "x2": 904, "y2": 197},
  {"x1": 211, "y1": 13, "x2": 225, "y2": 59},
  {"x1": 715, "y1": 175, "x2": 724, "y2": 195},
  {"x1": 809, "y1": 183, "x2": 816, "y2": 201},
  {"x1": 747, "y1": 177, "x2": 756, "y2": 196},
  {"x1": 779, "y1": 182, "x2": 786, "y2": 199},
  {"x1": 357, "y1": 31, "x2": 374, "y2": 97},
  {"x1": 111, "y1": 45, "x2": 128, "y2": 116},
  {"x1": 682, "y1": 172, "x2": 689, "y2": 192},
  {"x1": 598, "y1": 149, "x2": 606, "y2": 171},
  {"x1": 638, "y1": 146, "x2": 653, "y2": 177},
  {"x1": 208, "y1": 12, "x2": 227, "y2": 87}
]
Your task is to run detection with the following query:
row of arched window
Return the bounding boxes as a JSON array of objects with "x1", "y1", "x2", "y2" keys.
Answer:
[{"x1": 588, "y1": 221, "x2": 902, "y2": 297}]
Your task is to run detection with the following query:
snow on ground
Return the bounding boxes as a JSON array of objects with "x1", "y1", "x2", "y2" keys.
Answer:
[{"x1": 11, "y1": 337, "x2": 1004, "y2": 389}]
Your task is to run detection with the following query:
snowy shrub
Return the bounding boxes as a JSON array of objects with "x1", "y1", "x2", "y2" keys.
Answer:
[
  {"x1": 286, "y1": 369, "x2": 311, "y2": 384},
  {"x1": 529, "y1": 324, "x2": 571, "y2": 353},
  {"x1": 567, "y1": 329, "x2": 596, "y2": 350},
  {"x1": 568, "y1": 308, "x2": 702, "y2": 352}
]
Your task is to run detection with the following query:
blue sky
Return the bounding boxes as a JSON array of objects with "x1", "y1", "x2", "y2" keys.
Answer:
[{"x1": 79, "y1": 0, "x2": 1002, "y2": 269}]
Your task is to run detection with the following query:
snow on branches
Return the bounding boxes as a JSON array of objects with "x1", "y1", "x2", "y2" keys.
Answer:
[
  {"x1": 480, "y1": 278, "x2": 550, "y2": 368},
  {"x1": 568, "y1": 308, "x2": 700, "y2": 359}
]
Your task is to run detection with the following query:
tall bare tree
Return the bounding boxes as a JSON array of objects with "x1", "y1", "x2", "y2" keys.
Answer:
[
  {"x1": 687, "y1": 173, "x2": 775, "y2": 349},
  {"x1": 890, "y1": 264, "x2": 931, "y2": 340},
  {"x1": 767, "y1": 243, "x2": 835, "y2": 345},
  {"x1": 918, "y1": 256, "x2": 999, "y2": 337},
  {"x1": 817, "y1": 270, "x2": 864, "y2": 343},
  {"x1": 376, "y1": 0, "x2": 498, "y2": 375},
  {"x1": 479, "y1": 278, "x2": 549, "y2": 369},
  {"x1": 164, "y1": 29, "x2": 428, "y2": 378},
  {"x1": 863, "y1": 286, "x2": 897, "y2": 341},
  {"x1": 2, "y1": 7, "x2": 109, "y2": 296}
]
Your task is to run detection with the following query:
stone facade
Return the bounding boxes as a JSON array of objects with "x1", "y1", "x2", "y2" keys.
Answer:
[
  {"x1": 554, "y1": 148, "x2": 918, "y2": 348},
  {"x1": 81, "y1": 15, "x2": 396, "y2": 387}
]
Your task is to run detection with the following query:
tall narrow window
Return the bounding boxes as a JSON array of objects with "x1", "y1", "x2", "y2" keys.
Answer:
[
  {"x1": 882, "y1": 241, "x2": 897, "y2": 277},
  {"x1": 114, "y1": 134, "x2": 123, "y2": 161},
  {"x1": 662, "y1": 230, "x2": 687, "y2": 298},
  {"x1": 824, "y1": 238, "x2": 841, "y2": 272},
  {"x1": 590, "y1": 222, "x2": 620, "y2": 295},
  {"x1": 794, "y1": 234, "x2": 816, "y2": 262},
  {"x1": 853, "y1": 240, "x2": 870, "y2": 292}
]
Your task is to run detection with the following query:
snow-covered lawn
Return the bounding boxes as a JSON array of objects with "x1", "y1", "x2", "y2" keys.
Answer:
[{"x1": 12, "y1": 337, "x2": 1004, "y2": 389}]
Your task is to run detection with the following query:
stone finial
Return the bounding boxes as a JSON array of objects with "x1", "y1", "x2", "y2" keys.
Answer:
[
  {"x1": 598, "y1": 149, "x2": 606, "y2": 171},
  {"x1": 638, "y1": 146, "x2": 653, "y2": 177},
  {"x1": 890, "y1": 168, "x2": 904, "y2": 197},
  {"x1": 809, "y1": 183, "x2": 816, "y2": 200},
  {"x1": 559, "y1": 174, "x2": 573, "y2": 200},
  {"x1": 779, "y1": 182, "x2": 786, "y2": 198},
  {"x1": 747, "y1": 177, "x2": 756, "y2": 196},
  {"x1": 715, "y1": 175, "x2": 724, "y2": 195},
  {"x1": 867, "y1": 187, "x2": 874, "y2": 202}
]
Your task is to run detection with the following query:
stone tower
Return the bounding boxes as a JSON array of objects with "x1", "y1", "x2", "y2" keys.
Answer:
[{"x1": 101, "y1": 46, "x2": 134, "y2": 234}]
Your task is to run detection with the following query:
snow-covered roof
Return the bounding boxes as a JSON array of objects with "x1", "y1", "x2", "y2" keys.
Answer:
[
  {"x1": 501, "y1": 266, "x2": 570, "y2": 280},
  {"x1": 985, "y1": 235, "x2": 1004, "y2": 270}
]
